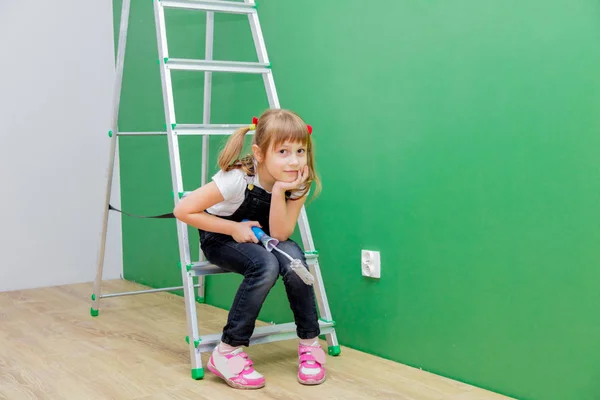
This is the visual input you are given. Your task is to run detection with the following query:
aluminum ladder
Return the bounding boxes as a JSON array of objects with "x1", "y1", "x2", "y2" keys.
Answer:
[{"x1": 92, "y1": 0, "x2": 340, "y2": 380}]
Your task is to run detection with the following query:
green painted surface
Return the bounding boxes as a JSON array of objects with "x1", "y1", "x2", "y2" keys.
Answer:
[{"x1": 113, "y1": 2, "x2": 600, "y2": 399}]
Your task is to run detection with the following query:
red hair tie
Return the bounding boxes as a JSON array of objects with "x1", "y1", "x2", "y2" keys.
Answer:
[
  {"x1": 250, "y1": 116, "x2": 312, "y2": 135},
  {"x1": 249, "y1": 116, "x2": 259, "y2": 130}
]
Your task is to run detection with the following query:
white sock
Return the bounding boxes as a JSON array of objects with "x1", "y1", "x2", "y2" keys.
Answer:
[
  {"x1": 299, "y1": 337, "x2": 319, "y2": 347},
  {"x1": 217, "y1": 341, "x2": 239, "y2": 354}
]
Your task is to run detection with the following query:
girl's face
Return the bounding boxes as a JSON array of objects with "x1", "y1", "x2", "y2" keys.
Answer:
[{"x1": 254, "y1": 140, "x2": 308, "y2": 184}]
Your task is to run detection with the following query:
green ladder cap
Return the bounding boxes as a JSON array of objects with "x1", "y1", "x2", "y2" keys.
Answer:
[
  {"x1": 305, "y1": 250, "x2": 319, "y2": 255},
  {"x1": 191, "y1": 368, "x2": 204, "y2": 380},
  {"x1": 177, "y1": 261, "x2": 181, "y2": 269},
  {"x1": 164, "y1": 57, "x2": 169, "y2": 63},
  {"x1": 91, "y1": 294, "x2": 96, "y2": 301},
  {"x1": 185, "y1": 335, "x2": 201, "y2": 347},
  {"x1": 319, "y1": 317, "x2": 335, "y2": 325},
  {"x1": 90, "y1": 307, "x2": 99, "y2": 317},
  {"x1": 108, "y1": 130, "x2": 112, "y2": 138},
  {"x1": 171, "y1": 123, "x2": 176, "y2": 129},
  {"x1": 178, "y1": 192, "x2": 184, "y2": 199},
  {"x1": 196, "y1": 296, "x2": 205, "y2": 304},
  {"x1": 186, "y1": 264, "x2": 193, "y2": 272}
]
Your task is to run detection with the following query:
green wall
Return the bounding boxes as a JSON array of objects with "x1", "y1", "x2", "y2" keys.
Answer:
[{"x1": 113, "y1": 1, "x2": 600, "y2": 399}]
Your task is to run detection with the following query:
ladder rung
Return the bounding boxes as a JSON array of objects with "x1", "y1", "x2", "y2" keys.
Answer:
[
  {"x1": 159, "y1": 0, "x2": 256, "y2": 14},
  {"x1": 118, "y1": 124, "x2": 255, "y2": 137},
  {"x1": 118, "y1": 131, "x2": 167, "y2": 136},
  {"x1": 189, "y1": 261, "x2": 230, "y2": 276},
  {"x1": 174, "y1": 124, "x2": 254, "y2": 135},
  {"x1": 165, "y1": 58, "x2": 270, "y2": 74},
  {"x1": 196, "y1": 320, "x2": 335, "y2": 353},
  {"x1": 99, "y1": 283, "x2": 202, "y2": 298}
]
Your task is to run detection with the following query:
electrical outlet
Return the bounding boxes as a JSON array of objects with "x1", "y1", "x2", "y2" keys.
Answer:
[{"x1": 361, "y1": 250, "x2": 380, "y2": 278}]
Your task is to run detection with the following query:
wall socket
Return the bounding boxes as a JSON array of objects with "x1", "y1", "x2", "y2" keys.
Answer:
[{"x1": 361, "y1": 250, "x2": 381, "y2": 278}]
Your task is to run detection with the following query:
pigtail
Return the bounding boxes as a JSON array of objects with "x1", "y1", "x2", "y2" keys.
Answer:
[{"x1": 217, "y1": 126, "x2": 251, "y2": 171}]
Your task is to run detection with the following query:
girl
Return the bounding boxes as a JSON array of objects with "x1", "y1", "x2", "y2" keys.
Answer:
[{"x1": 173, "y1": 109, "x2": 326, "y2": 389}]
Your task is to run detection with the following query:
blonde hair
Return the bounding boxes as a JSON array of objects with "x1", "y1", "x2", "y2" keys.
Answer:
[{"x1": 217, "y1": 109, "x2": 321, "y2": 200}]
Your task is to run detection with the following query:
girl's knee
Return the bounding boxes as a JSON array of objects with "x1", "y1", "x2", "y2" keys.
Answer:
[
  {"x1": 277, "y1": 240, "x2": 305, "y2": 260},
  {"x1": 248, "y1": 252, "x2": 279, "y2": 281}
]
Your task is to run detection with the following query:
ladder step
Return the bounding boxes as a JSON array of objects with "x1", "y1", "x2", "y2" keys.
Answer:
[
  {"x1": 117, "y1": 124, "x2": 253, "y2": 137},
  {"x1": 159, "y1": 0, "x2": 257, "y2": 14},
  {"x1": 189, "y1": 261, "x2": 231, "y2": 276},
  {"x1": 165, "y1": 58, "x2": 270, "y2": 74},
  {"x1": 117, "y1": 131, "x2": 167, "y2": 136},
  {"x1": 196, "y1": 320, "x2": 336, "y2": 353},
  {"x1": 173, "y1": 124, "x2": 253, "y2": 135}
]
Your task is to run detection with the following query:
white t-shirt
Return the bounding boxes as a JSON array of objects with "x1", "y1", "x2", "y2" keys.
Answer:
[{"x1": 206, "y1": 168, "x2": 309, "y2": 216}]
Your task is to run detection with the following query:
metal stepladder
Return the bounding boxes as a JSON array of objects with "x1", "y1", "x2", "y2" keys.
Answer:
[{"x1": 92, "y1": 0, "x2": 340, "y2": 380}]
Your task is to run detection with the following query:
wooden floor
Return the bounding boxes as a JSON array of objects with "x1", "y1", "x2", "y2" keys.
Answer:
[{"x1": 0, "y1": 280, "x2": 513, "y2": 400}]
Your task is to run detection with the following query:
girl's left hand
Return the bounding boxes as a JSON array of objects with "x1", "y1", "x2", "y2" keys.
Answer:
[{"x1": 273, "y1": 165, "x2": 309, "y2": 192}]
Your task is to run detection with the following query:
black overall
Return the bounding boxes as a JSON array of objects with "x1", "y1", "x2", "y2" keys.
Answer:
[{"x1": 198, "y1": 182, "x2": 320, "y2": 347}]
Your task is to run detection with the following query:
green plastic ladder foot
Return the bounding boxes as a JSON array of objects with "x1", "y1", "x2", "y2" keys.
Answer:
[
  {"x1": 191, "y1": 368, "x2": 204, "y2": 380},
  {"x1": 196, "y1": 296, "x2": 205, "y2": 304},
  {"x1": 90, "y1": 307, "x2": 99, "y2": 317},
  {"x1": 328, "y1": 345, "x2": 341, "y2": 356}
]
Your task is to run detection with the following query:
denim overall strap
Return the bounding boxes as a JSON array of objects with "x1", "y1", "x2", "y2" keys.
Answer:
[{"x1": 222, "y1": 183, "x2": 272, "y2": 234}]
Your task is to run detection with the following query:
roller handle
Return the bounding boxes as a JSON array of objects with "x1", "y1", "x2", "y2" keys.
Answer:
[{"x1": 242, "y1": 219, "x2": 266, "y2": 241}]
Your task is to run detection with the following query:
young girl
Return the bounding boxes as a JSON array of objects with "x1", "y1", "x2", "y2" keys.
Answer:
[{"x1": 173, "y1": 109, "x2": 326, "y2": 389}]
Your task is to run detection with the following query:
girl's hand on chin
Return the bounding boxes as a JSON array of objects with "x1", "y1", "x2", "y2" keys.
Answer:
[{"x1": 273, "y1": 165, "x2": 309, "y2": 192}]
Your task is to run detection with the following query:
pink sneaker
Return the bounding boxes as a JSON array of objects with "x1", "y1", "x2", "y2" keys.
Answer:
[
  {"x1": 297, "y1": 341, "x2": 327, "y2": 385},
  {"x1": 207, "y1": 347, "x2": 265, "y2": 390}
]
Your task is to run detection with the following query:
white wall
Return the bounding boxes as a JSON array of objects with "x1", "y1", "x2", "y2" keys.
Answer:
[{"x1": 0, "y1": 2, "x2": 123, "y2": 291}]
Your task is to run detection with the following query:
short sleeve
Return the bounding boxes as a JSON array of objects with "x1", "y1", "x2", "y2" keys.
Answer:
[
  {"x1": 212, "y1": 169, "x2": 246, "y2": 201},
  {"x1": 288, "y1": 184, "x2": 311, "y2": 200}
]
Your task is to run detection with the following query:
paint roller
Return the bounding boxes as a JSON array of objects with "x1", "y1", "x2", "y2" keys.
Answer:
[{"x1": 242, "y1": 219, "x2": 315, "y2": 285}]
